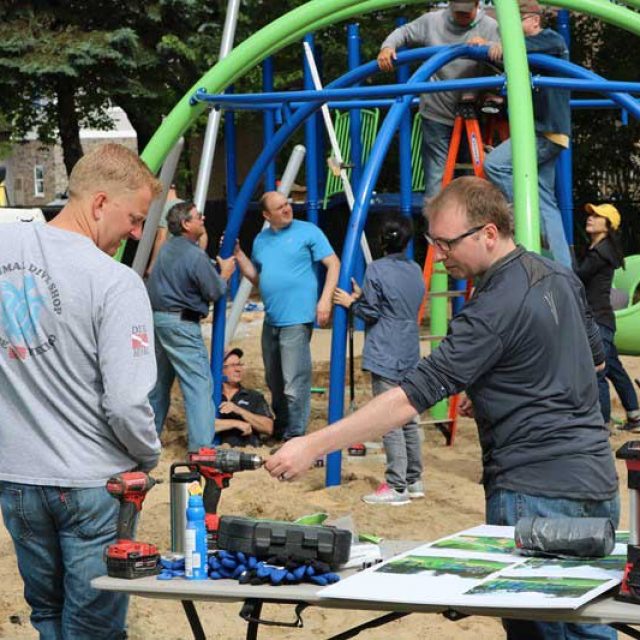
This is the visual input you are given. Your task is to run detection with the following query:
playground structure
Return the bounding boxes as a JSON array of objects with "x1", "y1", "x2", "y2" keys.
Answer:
[{"x1": 136, "y1": 0, "x2": 640, "y2": 486}]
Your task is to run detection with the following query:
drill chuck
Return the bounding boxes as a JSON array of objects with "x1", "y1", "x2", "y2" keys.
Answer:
[{"x1": 214, "y1": 449, "x2": 263, "y2": 472}]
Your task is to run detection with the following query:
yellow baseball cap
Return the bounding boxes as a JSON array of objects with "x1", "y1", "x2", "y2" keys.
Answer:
[{"x1": 585, "y1": 203, "x2": 621, "y2": 231}]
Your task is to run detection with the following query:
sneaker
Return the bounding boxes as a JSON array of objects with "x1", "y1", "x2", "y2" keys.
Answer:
[
  {"x1": 407, "y1": 480, "x2": 425, "y2": 499},
  {"x1": 362, "y1": 483, "x2": 410, "y2": 506},
  {"x1": 618, "y1": 417, "x2": 640, "y2": 432}
]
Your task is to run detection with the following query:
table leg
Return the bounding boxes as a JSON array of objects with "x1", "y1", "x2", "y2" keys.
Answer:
[
  {"x1": 612, "y1": 623, "x2": 640, "y2": 639},
  {"x1": 326, "y1": 612, "x2": 410, "y2": 639},
  {"x1": 181, "y1": 600, "x2": 206, "y2": 640}
]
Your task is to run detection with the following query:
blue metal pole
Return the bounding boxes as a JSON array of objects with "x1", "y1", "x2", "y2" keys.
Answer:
[
  {"x1": 195, "y1": 76, "x2": 640, "y2": 106},
  {"x1": 395, "y1": 18, "x2": 414, "y2": 259},
  {"x1": 555, "y1": 9, "x2": 574, "y2": 247},
  {"x1": 224, "y1": 85, "x2": 240, "y2": 299},
  {"x1": 304, "y1": 33, "x2": 321, "y2": 225},
  {"x1": 263, "y1": 57, "x2": 277, "y2": 191},
  {"x1": 347, "y1": 23, "x2": 366, "y2": 330}
]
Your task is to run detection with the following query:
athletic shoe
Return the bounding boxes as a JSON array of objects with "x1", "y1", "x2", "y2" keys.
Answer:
[
  {"x1": 362, "y1": 483, "x2": 410, "y2": 506},
  {"x1": 407, "y1": 480, "x2": 425, "y2": 499},
  {"x1": 618, "y1": 417, "x2": 640, "y2": 433}
]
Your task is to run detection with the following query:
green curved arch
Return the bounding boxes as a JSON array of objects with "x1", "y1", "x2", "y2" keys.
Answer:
[{"x1": 141, "y1": 0, "x2": 640, "y2": 251}]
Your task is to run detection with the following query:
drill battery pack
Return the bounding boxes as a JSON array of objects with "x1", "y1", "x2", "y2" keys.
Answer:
[
  {"x1": 106, "y1": 541, "x2": 161, "y2": 579},
  {"x1": 217, "y1": 516, "x2": 351, "y2": 567}
]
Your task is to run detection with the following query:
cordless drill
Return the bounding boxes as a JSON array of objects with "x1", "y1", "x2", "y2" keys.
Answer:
[
  {"x1": 187, "y1": 447, "x2": 263, "y2": 548},
  {"x1": 104, "y1": 471, "x2": 160, "y2": 579},
  {"x1": 617, "y1": 441, "x2": 640, "y2": 603}
]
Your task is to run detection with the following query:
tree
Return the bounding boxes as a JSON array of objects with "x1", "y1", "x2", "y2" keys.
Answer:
[{"x1": 0, "y1": 0, "x2": 220, "y2": 175}]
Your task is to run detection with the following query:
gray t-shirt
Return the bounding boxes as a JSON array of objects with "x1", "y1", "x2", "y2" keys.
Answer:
[
  {"x1": 381, "y1": 6, "x2": 499, "y2": 125},
  {"x1": 0, "y1": 223, "x2": 161, "y2": 487}
]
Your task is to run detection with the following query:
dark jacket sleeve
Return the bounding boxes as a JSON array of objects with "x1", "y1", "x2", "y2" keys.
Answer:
[
  {"x1": 400, "y1": 312, "x2": 504, "y2": 413},
  {"x1": 571, "y1": 273, "x2": 606, "y2": 366},
  {"x1": 193, "y1": 253, "x2": 227, "y2": 303},
  {"x1": 575, "y1": 249, "x2": 608, "y2": 286},
  {"x1": 351, "y1": 269, "x2": 382, "y2": 325}
]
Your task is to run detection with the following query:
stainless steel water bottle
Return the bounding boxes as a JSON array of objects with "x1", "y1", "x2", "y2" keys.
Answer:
[{"x1": 169, "y1": 463, "x2": 200, "y2": 554}]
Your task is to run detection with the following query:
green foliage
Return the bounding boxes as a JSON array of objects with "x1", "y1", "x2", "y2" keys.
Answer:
[
  {"x1": 570, "y1": 13, "x2": 640, "y2": 253},
  {"x1": 0, "y1": 0, "x2": 221, "y2": 173}
]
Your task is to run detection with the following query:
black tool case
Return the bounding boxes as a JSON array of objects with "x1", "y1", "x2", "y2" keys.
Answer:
[{"x1": 217, "y1": 516, "x2": 351, "y2": 566}]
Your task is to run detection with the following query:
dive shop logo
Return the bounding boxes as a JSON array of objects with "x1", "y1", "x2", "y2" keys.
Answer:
[
  {"x1": 131, "y1": 325, "x2": 150, "y2": 357},
  {"x1": 0, "y1": 262, "x2": 61, "y2": 360}
]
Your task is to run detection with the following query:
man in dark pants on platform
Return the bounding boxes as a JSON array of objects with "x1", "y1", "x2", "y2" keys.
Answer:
[
  {"x1": 147, "y1": 201, "x2": 235, "y2": 451},
  {"x1": 268, "y1": 177, "x2": 619, "y2": 640}
]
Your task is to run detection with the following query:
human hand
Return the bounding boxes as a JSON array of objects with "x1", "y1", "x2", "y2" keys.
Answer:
[
  {"x1": 216, "y1": 255, "x2": 236, "y2": 280},
  {"x1": 333, "y1": 287, "x2": 354, "y2": 309},
  {"x1": 488, "y1": 43, "x2": 503, "y2": 63},
  {"x1": 467, "y1": 36, "x2": 487, "y2": 46},
  {"x1": 458, "y1": 394, "x2": 475, "y2": 418},
  {"x1": 595, "y1": 361, "x2": 606, "y2": 372},
  {"x1": 316, "y1": 298, "x2": 332, "y2": 327},
  {"x1": 377, "y1": 47, "x2": 397, "y2": 72},
  {"x1": 219, "y1": 401, "x2": 240, "y2": 415},
  {"x1": 237, "y1": 422, "x2": 253, "y2": 436},
  {"x1": 265, "y1": 435, "x2": 319, "y2": 481}
]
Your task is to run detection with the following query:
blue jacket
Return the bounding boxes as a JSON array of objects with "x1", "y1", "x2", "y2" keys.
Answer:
[
  {"x1": 352, "y1": 253, "x2": 425, "y2": 381},
  {"x1": 527, "y1": 28, "x2": 571, "y2": 137}
]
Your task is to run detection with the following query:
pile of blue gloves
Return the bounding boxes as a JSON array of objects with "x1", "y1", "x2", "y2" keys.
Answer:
[
  {"x1": 209, "y1": 550, "x2": 340, "y2": 586},
  {"x1": 157, "y1": 551, "x2": 340, "y2": 586}
]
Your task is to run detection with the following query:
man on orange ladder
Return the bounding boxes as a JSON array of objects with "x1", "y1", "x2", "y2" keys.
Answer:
[
  {"x1": 377, "y1": 0, "x2": 499, "y2": 199},
  {"x1": 484, "y1": 0, "x2": 573, "y2": 268}
]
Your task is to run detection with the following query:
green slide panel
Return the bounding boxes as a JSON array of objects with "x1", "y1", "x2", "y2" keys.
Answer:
[{"x1": 614, "y1": 255, "x2": 640, "y2": 356}]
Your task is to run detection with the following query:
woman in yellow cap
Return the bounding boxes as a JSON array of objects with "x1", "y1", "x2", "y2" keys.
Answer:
[{"x1": 576, "y1": 203, "x2": 640, "y2": 431}]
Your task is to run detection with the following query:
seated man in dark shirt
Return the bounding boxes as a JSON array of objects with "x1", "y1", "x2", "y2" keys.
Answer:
[{"x1": 217, "y1": 348, "x2": 274, "y2": 447}]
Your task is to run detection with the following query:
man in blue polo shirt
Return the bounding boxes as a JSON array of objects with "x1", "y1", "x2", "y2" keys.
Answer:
[{"x1": 235, "y1": 191, "x2": 340, "y2": 441}]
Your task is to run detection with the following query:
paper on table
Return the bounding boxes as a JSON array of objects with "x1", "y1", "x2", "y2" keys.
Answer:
[{"x1": 320, "y1": 525, "x2": 622, "y2": 610}]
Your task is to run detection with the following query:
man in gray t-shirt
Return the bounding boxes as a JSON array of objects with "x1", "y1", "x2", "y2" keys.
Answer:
[
  {"x1": 0, "y1": 144, "x2": 162, "y2": 640},
  {"x1": 378, "y1": 0, "x2": 498, "y2": 198}
]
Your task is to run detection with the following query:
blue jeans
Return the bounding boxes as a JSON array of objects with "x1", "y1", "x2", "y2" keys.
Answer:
[
  {"x1": 486, "y1": 488, "x2": 620, "y2": 640},
  {"x1": 0, "y1": 482, "x2": 127, "y2": 640},
  {"x1": 262, "y1": 322, "x2": 312, "y2": 440},
  {"x1": 484, "y1": 135, "x2": 572, "y2": 268},
  {"x1": 597, "y1": 324, "x2": 639, "y2": 422},
  {"x1": 149, "y1": 311, "x2": 214, "y2": 451},
  {"x1": 421, "y1": 117, "x2": 454, "y2": 199},
  {"x1": 372, "y1": 374, "x2": 422, "y2": 491}
]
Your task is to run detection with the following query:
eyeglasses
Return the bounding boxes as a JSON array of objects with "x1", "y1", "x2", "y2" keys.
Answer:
[
  {"x1": 223, "y1": 362, "x2": 245, "y2": 369},
  {"x1": 424, "y1": 225, "x2": 485, "y2": 252}
]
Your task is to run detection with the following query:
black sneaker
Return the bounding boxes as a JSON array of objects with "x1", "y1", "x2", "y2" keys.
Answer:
[{"x1": 618, "y1": 418, "x2": 640, "y2": 432}]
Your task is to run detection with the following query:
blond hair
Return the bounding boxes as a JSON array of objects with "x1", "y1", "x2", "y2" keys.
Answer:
[
  {"x1": 68, "y1": 143, "x2": 162, "y2": 200},
  {"x1": 425, "y1": 176, "x2": 514, "y2": 237}
]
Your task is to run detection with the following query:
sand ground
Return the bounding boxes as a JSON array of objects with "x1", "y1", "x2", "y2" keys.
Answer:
[{"x1": 0, "y1": 309, "x2": 638, "y2": 639}]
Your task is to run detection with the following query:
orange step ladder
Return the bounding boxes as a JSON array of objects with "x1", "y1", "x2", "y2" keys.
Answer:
[{"x1": 419, "y1": 97, "x2": 507, "y2": 446}]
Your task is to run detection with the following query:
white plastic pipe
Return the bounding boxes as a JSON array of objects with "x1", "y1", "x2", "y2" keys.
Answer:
[
  {"x1": 302, "y1": 41, "x2": 372, "y2": 265},
  {"x1": 193, "y1": 0, "x2": 242, "y2": 212},
  {"x1": 131, "y1": 138, "x2": 184, "y2": 276}
]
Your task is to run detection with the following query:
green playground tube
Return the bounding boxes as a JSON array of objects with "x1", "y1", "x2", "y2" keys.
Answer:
[
  {"x1": 613, "y1": 256, "x2": 640, "y2": 356},
  {"x1": 494, "y1": 0, "x2": 540, "y2": 251}
]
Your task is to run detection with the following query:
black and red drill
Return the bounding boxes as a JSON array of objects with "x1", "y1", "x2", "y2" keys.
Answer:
[
  {"x1": 104, "y1": 471, "x2": 160, "y2": 579},
  {"x1": 617, "y1": 441, "x2": 640, "y2": 603},
  {"x1": 187, "y1": 447, "x2": 263, "y2": 549}
]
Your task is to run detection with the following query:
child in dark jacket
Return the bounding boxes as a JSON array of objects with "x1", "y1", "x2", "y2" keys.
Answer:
[{"x1": 334, "y1": 214, "x2": 425, "y2": 505}]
